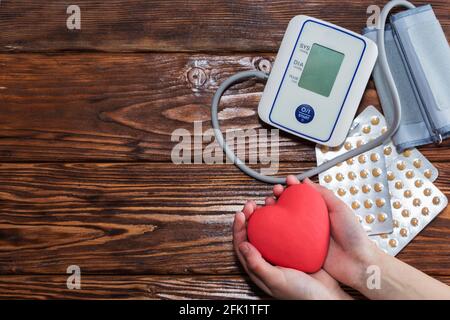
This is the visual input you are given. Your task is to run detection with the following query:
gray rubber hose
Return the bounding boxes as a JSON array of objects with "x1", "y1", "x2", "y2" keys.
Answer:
[{"x1": 211, "y1": 0, "x2": 415, "y2": 184}]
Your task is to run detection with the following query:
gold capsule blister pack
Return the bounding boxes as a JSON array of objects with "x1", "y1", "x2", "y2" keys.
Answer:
[
  {"x1": 348, "y1": 106, "x2": 439, "y2": 182},
  {"x1": 316, "y1": 106, "x2": 448, "y2": 255},
  {"x1": 370, "y1": 160, "x2": 447, "y2": 255},
  {"x1": 316, "y1": 136, "x2": 393, "y2": 235}
]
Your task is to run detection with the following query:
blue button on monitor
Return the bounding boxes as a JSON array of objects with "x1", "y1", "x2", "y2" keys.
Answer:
[{"x1": 295, "y1": 104, "x2": 315, "y2": 124}]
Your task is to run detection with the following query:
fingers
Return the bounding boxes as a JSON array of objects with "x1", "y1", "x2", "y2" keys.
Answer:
[
  {"x1": 233, "y1": 211, "x2": 247, "y2": 246},
  {"x1": 239, "y1": 242, "x2": 283, "y2": 289},
  {"x1": 273, "y1": 175, "x2": 298, "y2": 200},
  {"x1": 286, "y1": 175, "x2": 300, "y2": 186},
  {"x1": 265, "y1": 196, "x2": 276, "y2": 206},
  {"x1": 232, "y1": 213, "x2": 274, "y2": 296},
  {"x1": 303, "y1": 178, "x2": 348, "y2": 211},
  {"x1": 273, "y1": 184, "x2": 284, "y2": 198},
  {"x1": 242, "y1": 200, "x2": 256, "y2": 219}
]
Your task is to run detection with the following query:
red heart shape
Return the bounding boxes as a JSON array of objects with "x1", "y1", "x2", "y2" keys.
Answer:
[{"x1": 247, "y1": 183, "x2": 330, "y2": 273}]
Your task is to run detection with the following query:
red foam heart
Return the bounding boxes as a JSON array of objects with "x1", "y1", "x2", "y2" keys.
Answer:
[{"x1": 247, "y1": 183, "x2": 330, "y2": 273}]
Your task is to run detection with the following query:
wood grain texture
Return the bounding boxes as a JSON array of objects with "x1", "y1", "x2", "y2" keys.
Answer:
[
  {"x1": 1, "y1": 274, "x2": 449, "y2": 299},
  {"x1": 0, "y1": 0, "x2": 448, "y2": 52},
  {"x1": 0, "y1": 162, "x2": 448, "y2": 275},
  {"x1": 1, "y1": 0, "x2": 449, "y2": 300},
  {"x1": 0, "y1": 275, "x2": 265, "y2": 300},
  {"x1": 1, "y1": 53, "x2": 449, "y2": 163},
  {"x1": 0, "y1": 275, "x2": 371, "y2": 300}
]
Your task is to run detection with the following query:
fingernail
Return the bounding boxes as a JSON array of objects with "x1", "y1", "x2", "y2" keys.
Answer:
[{"x1": 239, "y1": 243, "x2": 250, "y2": 255}]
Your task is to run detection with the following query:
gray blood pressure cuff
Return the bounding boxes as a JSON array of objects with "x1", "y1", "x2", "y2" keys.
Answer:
[{"x1": 363, "y1": 5, "x2": 450, "y2": 151}]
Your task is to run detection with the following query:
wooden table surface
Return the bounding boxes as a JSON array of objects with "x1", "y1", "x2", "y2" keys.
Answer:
[{"x1": 0, "y1": 0, "x2": 449, "y2": 299}]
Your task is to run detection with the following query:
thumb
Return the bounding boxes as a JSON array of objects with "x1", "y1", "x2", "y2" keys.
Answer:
[{"x1": 303, "y1": 178, "x2": 349, "y2": 211}]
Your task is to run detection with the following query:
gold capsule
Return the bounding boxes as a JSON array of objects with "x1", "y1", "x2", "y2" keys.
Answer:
[
  {"x1": 387, "y1": 171, "x2": 395, "y2": 181},
  {"x1": 372, "y1": 168, "x2": 382, "y2": 177},
  {"x1": 400, "y1": 228, "x2": 408, "y2": 237},
  {"x1": 374, "y1": 183, "x2": 383, "y2": 192},
  {"x1": 350, "y1": 186, "x2": 359, "y2": 195},
  {"x1": 336, "y1": 162, "x2": 343, "y2": 167},
  {"x1": 356, "y1": 139, "x2": 364, "y2": 147},
  {"x1": 384, "y1": 146, "x2": 392, "y2": 156},
  {"x1": 395, "y1": 181, "x2": 403, "y2": 189},
  {"x1": 370, "y1": 153, "x2": 379, "y2": 162},
  {"x1": 346, "y1": 158, "x2": 354, "y2": 165},
  {"x1": 358, "y1": 155, "x2": 366, "y2": 164},
  {"x1": 393, "y1": 219, "x2": 399, "y2": 228},
  {"x1": 401, "y1": 209, "x2": 410, "y2": 217},
  {"x1": 402, "y1": 149, "x2": 412, "y2": 157},
  {"x1": 397, "y1": 161, "x2": 406, "y2": 171},
  {"x1": 405, "y1": 170, "x2": 415, "y2": 179},
  {"x1": 320, "y1": 145, "x2": 329, "y2": 153},
  {"x1": 411, "y1": 218, "x2": 419, "y2": 227},
  {"x1": 324, "y1": 175, "x2": 332, "y2": 183},
  {"x1": 413, "y1": 159, "x2": 422, "y2": 169},
  {"x1": 344, "y1": 142, "x2": 352, "y2": 150},
  {"x1": 337, "y1": 188, "x2": 346, "y2": 197},
  {"x1": 360, "y1": 170, "x2": 369, "y2": 179},
  {"x1": 377, "y1": 213, "x2": 387, "y2": 222},
  {"x1": 365, "y1": 214, "x2": 375, "y2": 224},
  {"x1": 375, "y1": 198, "x2": 385, "y2": 208},
  {"x1": 381, "y1": 126, "x2": 387, "y2": 134},
  {"x1": 423, "y1": 188, "x2": 432, "y2": 196},
  {"x1": 371, "y1": 116, "x2": 380, "y2": 125},
  {"x1": 389, "y1": 239, "x2": 397, "y2": 247},
  {"x1": 413, "y1": 198, "x2": 421, "y2": 207},
  {"x1": 432, "y1": 196, "x2": 441, "y2": 205},
  {"x1": 424, "y1": 169, "x2": 433, "y2": 179},
  {"x1": 352, "y1": 201, "x2": 360, "y2": 210},
  {"x1": 393, "y1": 201, "x2": 402, "y2": 209},
  {"x1": 362, "y1": 125, "x2": 371, "y2": 134},
  {"x1": 362, "y1": 185, "x2": 371, "y2": 193},
  {"x1": 404, "y1": 190, "x2": 412, "y2": 198},
  {"x1": 364, "y1": 199, "x2": 373, "y2": 209},
  {"x1": 348, "y1": 171, "x2": 357, "y2": 180},
  {"x1": 336, "y1": 173, "x2": 344, "y2": 181},
  {"x1": 422, "y1": 207, "x2": 430, "y2": 216},
  {"x1": 414, "y1": 179, "x2": 423, "y2": 188}
]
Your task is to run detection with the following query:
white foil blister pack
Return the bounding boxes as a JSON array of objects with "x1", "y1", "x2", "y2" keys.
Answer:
[
  {"x1": 371, "y1": 160, "x2": 447, "y2": 255},
  {"x1": 316, "y1": 136, "x2": 393, "y2": 235},
  {"x1": 316, "y1": 106, "x2": 447, "y2": 255},
  {"x1": 349, "y1": 106, "x2": 439, "y2": 182}
]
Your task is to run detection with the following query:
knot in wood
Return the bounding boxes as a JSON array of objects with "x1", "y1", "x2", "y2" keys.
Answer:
[
  {"x1": 187, "y1": 67, "x2": 207, "y2": 88},
  {"x1": 257, "y1": 58, "x2": 272, "y2": 74}
]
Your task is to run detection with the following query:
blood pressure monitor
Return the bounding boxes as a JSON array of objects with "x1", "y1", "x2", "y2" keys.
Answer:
[{"x1": 258, "y1": 15, "x2": 378, "y2": 147}]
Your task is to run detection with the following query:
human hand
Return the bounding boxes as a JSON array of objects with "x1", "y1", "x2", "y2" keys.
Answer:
[{"x1": 233, "y1": 175, "x2": 381, "y2": 299}]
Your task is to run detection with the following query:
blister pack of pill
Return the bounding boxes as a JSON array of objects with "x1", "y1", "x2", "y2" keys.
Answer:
[
  {"x1": 370, "y1": 161, "x2": 447, "y2": 255},
  {"x1": 316, "y1": 136, "x2": 393, "y2": 235},
  {"x1": 348, "y1": 106, "x2": 439, "y2": 182},
  {"x1": 315, "y1": 106, "x2": 448, "y2": 255}
]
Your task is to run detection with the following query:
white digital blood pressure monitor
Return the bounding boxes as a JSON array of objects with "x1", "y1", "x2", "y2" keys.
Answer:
[{"x1": 258, "y1": 15, "x2": 378, "y2": 146}]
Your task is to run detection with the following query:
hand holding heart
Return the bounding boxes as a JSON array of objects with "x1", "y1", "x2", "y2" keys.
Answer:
[
  {"x1": 247, "y1": 181, "x2": 330, "y2": 273},
  {"x1": 233, "y1": 176, "x2": 377, "y2": 300}
]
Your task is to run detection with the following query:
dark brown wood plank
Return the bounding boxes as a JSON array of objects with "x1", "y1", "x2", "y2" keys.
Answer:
[
  {"x1": 0, "y1": 275, "x2": 263, "y2": 300},
  {"x1": 0, "y1": 1, "x2": 448, "y2": 52},
  {"x1": 0, "y1": 274, "x2": 448, "y2": 299},
  {"x1": 0, "y1": 162, "x2": 448, "y2": 275},
  {"x1": 1, "y1": 53, "x2": 449, "y2": 163}
]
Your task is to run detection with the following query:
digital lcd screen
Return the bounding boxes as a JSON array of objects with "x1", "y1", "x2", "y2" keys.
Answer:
[{"x1": 298, "y1": 44, "x2": 345, "y2": 97}]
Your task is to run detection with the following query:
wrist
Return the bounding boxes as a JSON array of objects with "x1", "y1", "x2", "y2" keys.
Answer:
[
  {"x1": 349, "y1": 243, "x2": 386, "y2": 293},
  {"x1": 353, "y1": 246, "x2": 404, "y2": 299}
]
